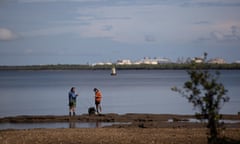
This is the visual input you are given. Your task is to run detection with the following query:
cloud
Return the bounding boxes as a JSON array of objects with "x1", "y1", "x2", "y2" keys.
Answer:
[
  {"x1": 0, "y1": 28, "x2": 17, "y2": 41},
  {"x1": 16, "y1": 0, "x2": 240, "y2": 45},
  {"x1": 18, "y1": 0, "x2": 57, "y2": 3},
  {"x1": 73, "y1": 4, "x2": 202, "y2": 44},
  {"x1": 101, "y1": 25, "x2": 113, "y2": 31},
  {"x1": 17, "y1": 0, "x2": 240, "y2": 7},
  {"x1": 20, "y1": 26, "x2": 79, "y2": 37},
  {"x1": 194, "y1": 21, "x2": 210, "y2": 25},
  {"x1": 197, "y1": 25, "x2": 240, "y2": 42},
  {"x1": 182, "y1": 0, "x2": 240, "y2": 7},
  {"x1": 211, "y1": 31, "x2": 225, "y2": 40},
  {"x1": 144, "y1": 35, "x2": 156, "y2": 42},
  {"x1": 211, "y1": 25, "x2": 240, "y2": 41},
  {"x1": 18, "y1": 0, "x2": 102, "y2": 3}
]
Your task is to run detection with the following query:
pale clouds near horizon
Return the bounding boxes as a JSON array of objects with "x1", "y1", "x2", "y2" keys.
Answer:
[
  {"x1": 0, "y1": 28, "x2": 18, "y2": 41},
  {"x1": 0, "y1": 0, "x2": 240, "y2": 65}
]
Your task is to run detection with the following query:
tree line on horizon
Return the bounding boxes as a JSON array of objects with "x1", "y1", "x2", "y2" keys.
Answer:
[{"x1": 0, "y1": 63, "x2": 240, "y2": 70}]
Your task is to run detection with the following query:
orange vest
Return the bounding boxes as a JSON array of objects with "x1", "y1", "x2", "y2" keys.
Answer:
[{"x1": 95, "y1": 91, "x2": 102, "y2": 102}]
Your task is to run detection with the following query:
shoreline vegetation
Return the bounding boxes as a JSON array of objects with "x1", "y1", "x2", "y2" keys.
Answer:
[{"x1": 0, "y1": 63, "x2": 240, "y2": 70}]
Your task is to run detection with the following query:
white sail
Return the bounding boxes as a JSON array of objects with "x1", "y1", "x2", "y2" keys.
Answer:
[{"x1": 111, "y1": 67, "x2": 117, "y2": 76}]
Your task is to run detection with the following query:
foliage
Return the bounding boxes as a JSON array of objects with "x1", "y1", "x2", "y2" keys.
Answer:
[{"x1": 172, "y1": 54, "x2": 230, "y2": 144}]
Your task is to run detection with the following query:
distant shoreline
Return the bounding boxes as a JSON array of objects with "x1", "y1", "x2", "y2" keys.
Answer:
[{"x1": 0, "y1": 63, "x2": 240, "y2": 70}]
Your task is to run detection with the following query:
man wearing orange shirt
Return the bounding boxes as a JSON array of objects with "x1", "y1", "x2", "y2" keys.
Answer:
[{"x1": 93, "y1": 88, "x2": 102, "y2": 114}]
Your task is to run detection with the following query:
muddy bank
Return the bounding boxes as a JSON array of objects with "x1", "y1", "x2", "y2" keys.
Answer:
[
  {"x1": 1, "y1": 113, "x2": 240, "y2": 122},
  {"x1": 0, "y1": 113, "x2": 239, "y2": 128},
  {"x1": 0, "y1": 113, "x2": 198, "y2": 123},
  {"x1": 1, "y1": 114, "x2": 240, "y2": 144}
]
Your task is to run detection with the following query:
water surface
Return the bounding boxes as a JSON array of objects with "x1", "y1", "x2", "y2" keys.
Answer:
[{"x1": 0, "y1": 70, "x2": 239, "y2": 117}]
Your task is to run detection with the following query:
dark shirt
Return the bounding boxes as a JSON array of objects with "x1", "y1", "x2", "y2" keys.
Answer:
[{"x1": 69, "y1": 91, "x2": 77, "y2": 103}]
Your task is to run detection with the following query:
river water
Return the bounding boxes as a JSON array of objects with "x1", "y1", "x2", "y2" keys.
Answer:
[{"x1": 0, "y1": 70, "x2": 239, "y2": 117}]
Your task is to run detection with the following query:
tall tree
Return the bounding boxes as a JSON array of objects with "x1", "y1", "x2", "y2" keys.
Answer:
[{"x1": 172, "y1": 53, "x2": 229, "y2": 144}]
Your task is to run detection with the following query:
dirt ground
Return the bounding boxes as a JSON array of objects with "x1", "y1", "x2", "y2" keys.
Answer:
[
  {"x1": 0, "y1": 114, "x2": 240, "y2": 144},
  {"x1": 1, "y1": 128, "x2": 240, "y2": 144}
]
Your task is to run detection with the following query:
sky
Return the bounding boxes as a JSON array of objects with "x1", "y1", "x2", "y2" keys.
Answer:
[{"x1": 0, "y1": 0, "x2": 240, "y2": 65}]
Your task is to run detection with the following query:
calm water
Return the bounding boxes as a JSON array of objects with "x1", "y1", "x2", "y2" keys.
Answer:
[
  {"x1": 0, "y1": 122, "x2": 128, "y2": 130},
  {"x1": 0, "y1": 70, "x2": 239, "y2": 117}
]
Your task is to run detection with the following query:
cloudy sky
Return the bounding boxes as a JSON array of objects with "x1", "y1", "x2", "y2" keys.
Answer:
[{"x1": 0, "y1": 0, "x2": 240, "y2": 65}]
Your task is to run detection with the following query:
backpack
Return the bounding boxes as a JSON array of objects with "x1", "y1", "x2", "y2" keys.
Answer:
[{"x1": 88, "y1": 107, "x2": 96, "y2": 115}]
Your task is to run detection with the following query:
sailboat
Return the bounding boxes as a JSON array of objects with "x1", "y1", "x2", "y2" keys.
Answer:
[{"x1": 111, "y1": 66, "x2": 117, "y2": 76}]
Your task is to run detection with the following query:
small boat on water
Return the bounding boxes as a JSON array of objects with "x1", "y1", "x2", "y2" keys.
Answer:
[{"x1": 111, "y1": 66, "x2": 117, "y2": 76}]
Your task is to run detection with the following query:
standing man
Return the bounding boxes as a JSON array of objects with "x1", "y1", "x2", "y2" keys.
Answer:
[
  {"x1": 93, "y1": 88, "x2": 102, "y2": 114},
  {"x1": 68, "y1": 87, "x2": 79, "y2": 116}
]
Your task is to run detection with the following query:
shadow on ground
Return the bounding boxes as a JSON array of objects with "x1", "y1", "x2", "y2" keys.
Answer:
[{"x1": 218, "y1": 138, "x2": 240, "y2": 144}]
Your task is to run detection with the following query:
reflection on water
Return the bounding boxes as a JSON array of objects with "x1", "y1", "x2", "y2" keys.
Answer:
[
  {"x1": 69, "y1": 121, "x2": 75, "y2": 128},
  {"x1": 68, "y1": 120, "x2": 106, "y2": 128},
  {"x1": 168, "y1": 118, "x2": 240, "y2": 124},
  {"x1": 0, "y1": 121, "x2": 124, "y2": 130},
  {"x1": 188, "y1": 118, "x2": 240, "y2": 124}
]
